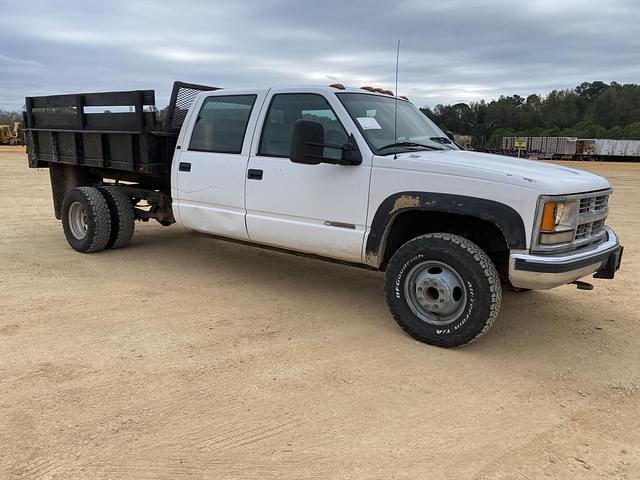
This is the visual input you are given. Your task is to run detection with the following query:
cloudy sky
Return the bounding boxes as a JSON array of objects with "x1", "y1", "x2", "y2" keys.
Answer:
[{"x1": 1, "y1": 0, "x2": 639, "y2": 111}]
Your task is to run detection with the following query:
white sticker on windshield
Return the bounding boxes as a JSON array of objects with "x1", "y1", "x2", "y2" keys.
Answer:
[{"x1": 357, "y1": 117, "x2": 382, "y2": 130}]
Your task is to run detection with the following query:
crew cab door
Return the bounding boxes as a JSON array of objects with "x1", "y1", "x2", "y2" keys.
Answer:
[
  {"x1": 245, "y1": 89, "x2": 371, "y2": 262},
  {"x1": 173, "y1": 91, "x2": 266, "y2": 240}
]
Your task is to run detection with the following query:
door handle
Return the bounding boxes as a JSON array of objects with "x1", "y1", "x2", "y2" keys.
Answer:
[
  {"x1": 247, "y1": 169, "x2": 263, "y2": 180},
  {"x1": 179, "y1": 162, "x2": 191, "y2": 172}
]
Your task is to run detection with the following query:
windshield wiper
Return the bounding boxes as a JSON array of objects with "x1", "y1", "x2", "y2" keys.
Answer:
[
  {"x1": 377, "y1": 141, "x2": 444, "y2": 153},
  {"x1": 430, "y1": 136, "x2": 453, "y2": 145}
]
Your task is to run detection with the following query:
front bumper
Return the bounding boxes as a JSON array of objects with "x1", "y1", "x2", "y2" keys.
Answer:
[{"x1": 509, "y1": 227, "x2": 623, "y2": 290}]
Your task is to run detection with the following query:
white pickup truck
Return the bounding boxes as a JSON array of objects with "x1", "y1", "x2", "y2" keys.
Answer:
[{"x1": 24, "y1": 82, "x2": 623, "y2": 347}]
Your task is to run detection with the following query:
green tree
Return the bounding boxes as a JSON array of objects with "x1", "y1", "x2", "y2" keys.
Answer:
[
  {"x1": 0, "y1": 110, "x2": 22, "y2": 123},
  {"x1": 575, "y1": 81, "x2": 609, "y2": 103},
  {"x1": 422, "y1": 81, "x2": 640, "y2": 141},
  {"x1": 623, "y1": 122, "x2": 640, "y2": 139}
]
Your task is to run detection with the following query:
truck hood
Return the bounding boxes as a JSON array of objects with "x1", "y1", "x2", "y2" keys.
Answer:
[{"x1": 392, "y1": 150, "x2": 611, "y2": 195}]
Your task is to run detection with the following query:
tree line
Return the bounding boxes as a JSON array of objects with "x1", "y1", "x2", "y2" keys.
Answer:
[
  {"x1": 421, "y1": 81, "x2": 640, "y2": 148},
  {"x1": 4, "y1": 81, "x2": 640, "y2": 146},
  {"x1": 0, "y1": 110, "x2": 22, "y2": 124}
]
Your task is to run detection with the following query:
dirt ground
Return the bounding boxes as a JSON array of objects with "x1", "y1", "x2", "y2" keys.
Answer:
[{"x1": 1, "y1": 145, "x2": 638, "y2": 479}]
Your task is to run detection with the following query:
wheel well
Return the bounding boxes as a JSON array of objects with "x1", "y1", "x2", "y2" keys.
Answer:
[
  {"x1": 381, "y1": 210, "x2": 510, "y2": 280},
  {"x1": 49, "y1": 163, "x2": 102, "y2": 220}
]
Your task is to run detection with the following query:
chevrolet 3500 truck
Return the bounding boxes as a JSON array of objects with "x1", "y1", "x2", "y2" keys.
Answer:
[{"x1": 23, "y1": 82, "x2": 623, "y2": 347}]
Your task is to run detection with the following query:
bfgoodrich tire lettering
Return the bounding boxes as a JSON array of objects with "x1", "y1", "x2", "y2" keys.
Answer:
[
  {"x1": 384, "y1": 233, "x2": 502, "y2": 347},
  {"x1": 61, "y1": 187, "x2": 112, "y2": 253}
]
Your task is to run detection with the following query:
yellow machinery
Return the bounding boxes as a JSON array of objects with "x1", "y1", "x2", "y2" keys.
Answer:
[
  {"x1": 0, "y1": 122, "x2": 22, "y2": 145},
  {"x1": 12, "y1": 122, "x2": 22, "y2": 144}
]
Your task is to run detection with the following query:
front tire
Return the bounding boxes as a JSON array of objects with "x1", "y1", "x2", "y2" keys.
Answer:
[
  {"x1": 61, "y1": 187, "x2": 112, "y2": 253},
  {"x1": 384, "y1": 233, "x2": 502, "y2": 347}
]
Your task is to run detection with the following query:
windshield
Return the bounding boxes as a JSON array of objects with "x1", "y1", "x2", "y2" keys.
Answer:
[{"x1": 336, "y1": 93, "x2": 458, "y2": 155}]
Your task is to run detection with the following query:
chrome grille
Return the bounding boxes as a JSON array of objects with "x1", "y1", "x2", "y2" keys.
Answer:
[
  {"x1": 579, "y1": 194, "x2": 608, "y2": 214},
  {"x1": 593, "y1": 219, "x2": 605, "y2": 233},
  {"x1": 574, "y1": 193, "x2": 609, "y2": 247},
  {"x1": 575, "y1": 223, "x2": 589, "y2": 239},
  {"x1": 575, "y1": 218, "x2": 606, "y2": 240}
]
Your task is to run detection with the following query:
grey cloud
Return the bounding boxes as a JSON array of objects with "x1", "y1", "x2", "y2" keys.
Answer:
[{"x1": 1, "y1": 0, "x2": 639, "y2": 110}]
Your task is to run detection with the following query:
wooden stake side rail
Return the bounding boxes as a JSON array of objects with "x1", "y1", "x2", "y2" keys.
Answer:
[
  {"x1": 25, "y1": 129, "x2": 175, "y2": 176},
  {"x1": 24, "y1": 89, "x2": 172, "y2": 178},
  {"x1": 23, "y1": 82, "x2": 218, "y2": 182}
]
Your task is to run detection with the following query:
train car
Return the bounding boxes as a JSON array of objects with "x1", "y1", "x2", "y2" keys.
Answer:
[
  {"x1": 625, "y1": 140, "x2": 640, "y2": 157},
  {"x1": 528, "y1": 136, "x2": 543, "y2": 152},
  {"x1": 559, "y1": 137, "x2": 577, "y2": 156},
  {"x1": 501, "y1": 137, "x2": 514, "y2": 151},
  {"x1": 500, "y1": 136, "x2": 639, "y2": 161},
  {"x1": 595, "y1": 139, "x2": 615, "y2": 156},
  {"x1": 500, "y1": 136, "x2": 576, "y2": 159},
  {"x1": 576, "y1": 139, "x2": 595, "y2": 158}
]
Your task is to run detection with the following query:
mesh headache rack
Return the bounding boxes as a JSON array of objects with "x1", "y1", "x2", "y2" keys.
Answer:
[
  {"x1": 23, "y1": 81, "x2": 218, "y2": 178},
  {"x1": 163, "y1": 81, "x2": 219, "y2": 133}
]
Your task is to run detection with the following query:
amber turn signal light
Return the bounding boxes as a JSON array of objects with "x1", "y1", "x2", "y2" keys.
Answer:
[{"x1": 540, "y1": 202, "x2": 557, "y2": 232}]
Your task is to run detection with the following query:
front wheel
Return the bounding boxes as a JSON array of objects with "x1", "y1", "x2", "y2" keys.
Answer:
[{"x1": 384, "y1": 233, "x2": 502, "y2": 347}]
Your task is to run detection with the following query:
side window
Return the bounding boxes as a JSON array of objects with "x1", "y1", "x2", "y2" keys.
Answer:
[
  {"x1": 189, "y1": 95, "x2": 257, "y2": 154},
  {"x1": 258, "y1": 93, "x2": 348, "y2": 159}
]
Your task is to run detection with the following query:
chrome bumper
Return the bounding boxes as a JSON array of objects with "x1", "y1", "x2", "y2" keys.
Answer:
[{"x1": 509, "y1": 227, "x2": 622, "y2": 290}]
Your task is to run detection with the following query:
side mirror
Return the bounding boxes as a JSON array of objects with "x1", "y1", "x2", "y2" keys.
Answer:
[
  {"x1": 341, "y1": 136, "x2": 362, "y2": 165},
  {"x1": 446, "y1": 130, "x2": 455, "y2": 141},
  {"x1": 290, "y1": 120, "x2": 324, "y2": 165},
  {"x1": 290, "y1": 120, "x2": 362, "y2": 166}
]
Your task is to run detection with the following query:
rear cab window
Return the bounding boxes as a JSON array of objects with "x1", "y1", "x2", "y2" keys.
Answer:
[{"x1": 189, "y1": 95, "x2": 257, "y2": 154}]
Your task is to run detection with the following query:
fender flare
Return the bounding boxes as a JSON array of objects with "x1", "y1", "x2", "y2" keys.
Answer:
[{"x1": 365, "y1": 191, "x2": 527, "y2": 265}]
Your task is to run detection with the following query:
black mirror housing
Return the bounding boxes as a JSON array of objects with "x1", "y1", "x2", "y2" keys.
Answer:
[
  {"x1": 290, "y1": 120, "x2": 362, "y2": 166},
  {"x1": 446, "y1": 130, "x2": 455, "y2": 141},
  {"x1": 290, "y1": 120, "x2": 324, "y2": 165},
  {"x1": 341, "y1": 135, "x2": 362, "y2": 165}
]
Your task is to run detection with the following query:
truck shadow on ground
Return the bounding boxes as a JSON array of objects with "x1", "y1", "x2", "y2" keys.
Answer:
[{"x1": 127, "y1": 227, "x2": 619, "y2": 354}]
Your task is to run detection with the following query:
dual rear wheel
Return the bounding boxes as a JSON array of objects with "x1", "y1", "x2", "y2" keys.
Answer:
[{"x1": 61, "y1": 186, "x2": 135, "y2": 253}]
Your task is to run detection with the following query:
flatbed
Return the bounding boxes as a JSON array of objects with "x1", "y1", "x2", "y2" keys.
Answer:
[{"x1": 23, "y1": 81, "x2": 217, "y2": 186}]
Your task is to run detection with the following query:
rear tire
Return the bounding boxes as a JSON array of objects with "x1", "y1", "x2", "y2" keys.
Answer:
[
  {"x1": 98, "y1": 186, "x2": 135, "y2": 249},
  {"x1": 384, "y1": 233, "x2": 502, "y2": 347},
  {"x1": 61, "y1": 187, "x2": 112, "y2": 253}
]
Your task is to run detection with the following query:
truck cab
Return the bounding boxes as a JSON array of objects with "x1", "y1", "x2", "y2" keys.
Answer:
[
  {"x1": 172, "y1": 87, "x2": 372, "y2": 262},
  {"x1": 23, "y1": 83, "x2": 623, "y2": 347}
]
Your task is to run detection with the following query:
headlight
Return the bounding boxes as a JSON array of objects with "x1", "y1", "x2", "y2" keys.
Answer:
[{"x1": 537, "y1": 198, "x2": 579, "y2": 246}]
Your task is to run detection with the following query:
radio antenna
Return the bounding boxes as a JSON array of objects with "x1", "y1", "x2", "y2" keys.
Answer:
[{"x1": 393, "y1": 40, "x2": 400, "y2": 160}]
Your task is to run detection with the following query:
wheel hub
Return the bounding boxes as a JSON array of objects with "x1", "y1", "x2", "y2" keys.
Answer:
[
  {"x1": 68, "y1": 201, "x2": 88, "y2": 240},
  {"x1": 404, "y1": 261, "x2": 467, "y2": 325}
]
